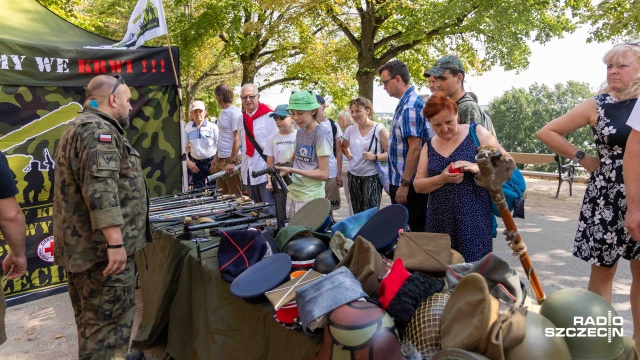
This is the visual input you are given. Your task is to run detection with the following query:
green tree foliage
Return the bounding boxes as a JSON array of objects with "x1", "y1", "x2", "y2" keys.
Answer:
[
  {"x1": 488, "y1": 81, "x2": 595, "y2": 170},
  {"x1": 317, "y1": 0, "x2": 591, "y2": 102},
  {"x1": 580, "y1": 0, "x2": 640, "y2": 42}
]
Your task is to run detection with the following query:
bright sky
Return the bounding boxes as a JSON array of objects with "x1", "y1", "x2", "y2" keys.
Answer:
[{"x1": 260, "y1": 25, "x2": 617, "y2": 113}]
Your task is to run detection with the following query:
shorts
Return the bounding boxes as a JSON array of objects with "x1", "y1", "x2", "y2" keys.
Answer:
[
  {"x1": 286, "y1": 197, "x2": 308, "y2": 218},
  {"x1": 325, "y1": 177, "x2": 341, "y2": 210}
]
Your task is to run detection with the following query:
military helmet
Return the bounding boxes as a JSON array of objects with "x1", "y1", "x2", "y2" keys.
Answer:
[
  {"x1": 505, "y1": 310, "x2": 571, "y2": 360},
  {"x1": 316, "y1": 300, "x2": 404, "y2": 360},
  {"x1": 282, "y1": 236, "x2": 326, "y2": 269},
  {"x1": 312, "y1": 249, "x2": 339, "y2": 274},
  {"x1": 539, "y1": 288, "x2": 624, "y2": 360}
]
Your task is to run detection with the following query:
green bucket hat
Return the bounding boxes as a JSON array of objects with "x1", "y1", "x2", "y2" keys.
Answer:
[
  {"x1": 424, "y1": 54, "x2": 465, "y2": 77},
  {"x1": 287, "y1": 90, "x2": 321, "y2": 111}
]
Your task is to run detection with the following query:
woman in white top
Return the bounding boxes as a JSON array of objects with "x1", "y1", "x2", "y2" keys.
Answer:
[
  {"x1": 341, "y1": 97, "x2": 389, "y2": 214},
  {"x1": 338, "y1": 110, "x2": 355, "y2": 216}
]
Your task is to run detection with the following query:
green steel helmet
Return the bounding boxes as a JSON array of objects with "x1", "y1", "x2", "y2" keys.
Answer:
[
  {"x1": 539, "y1": 288, "x2": 624, "y2": 360},
  {"x1": 505, "y1": 311, "x2": 571, "y2": 360}
]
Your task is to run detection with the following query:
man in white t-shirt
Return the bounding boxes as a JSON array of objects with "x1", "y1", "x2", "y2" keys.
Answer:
[
  {"x1": 185, "y1": 100, "x2": 219, "y2": 188},
  {"x1": 212, "y1": 84, "x2": 243, "y2": 197},
  {"x1": 238, "y1": 84, "x2": 278, "y2": 214},
  {"x1": 625, "y1": 101, "x2": 640, "y2": 241},
  {"x1": 316, "y1": 94, "x2": 342, "y2": 216}
]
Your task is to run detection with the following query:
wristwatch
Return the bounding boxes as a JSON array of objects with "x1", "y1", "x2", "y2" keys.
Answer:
[
  {"x1": 572, "y1": 150, "x2": 585, "y2": 163},
  {"x1": 228, "y1": 159, "x2": 236, "y2": 164},
  {"x1": 400, "y1": 178, "x2": 412, "y2": 187}
]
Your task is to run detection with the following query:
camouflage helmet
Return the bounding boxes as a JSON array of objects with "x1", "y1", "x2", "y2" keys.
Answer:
[
  {"x1": 316, "y1": 300, "x2": 403, "y2": 360},
  {"x1": 505, "y1": 311, "x2": 571, "y2": 360},
  {"x1": 539, "y1": 288, "x2": 624, "y2": 360}
]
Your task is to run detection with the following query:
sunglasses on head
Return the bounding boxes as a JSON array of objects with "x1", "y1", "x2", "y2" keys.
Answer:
[{"x1": 111, "y1": 74, "x2": 123, "y2": 95}]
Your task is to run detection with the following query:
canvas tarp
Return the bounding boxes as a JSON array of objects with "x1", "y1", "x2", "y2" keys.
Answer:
[{"x1": 0, "y1": 0, "x2": 183, "y2": 305}]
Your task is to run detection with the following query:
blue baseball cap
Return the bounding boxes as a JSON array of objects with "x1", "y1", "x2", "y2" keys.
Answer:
[{"x1": 269, "y1": 104, "x2": 290, "y2": 118}]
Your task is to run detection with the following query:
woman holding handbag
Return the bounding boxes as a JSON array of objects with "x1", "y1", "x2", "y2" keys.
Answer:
[
  {"x1": 341, "y1": 97, "x2": 389, "y2": 214},
  {"x1": 413, "y1": 92, "x2": 510, "y2": 262}
]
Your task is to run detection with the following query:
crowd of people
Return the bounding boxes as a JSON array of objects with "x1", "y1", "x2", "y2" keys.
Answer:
[{"x1": 2, "y1": 39, "x2": 640, "y2": 358}]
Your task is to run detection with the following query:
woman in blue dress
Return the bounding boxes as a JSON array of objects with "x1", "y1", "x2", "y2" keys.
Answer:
[
  {"x1": 414, "y1": 92, "x2": 511, "y2": 262},
  {"x1": 538, "y1": 41, "x2": 640, "y2": 347}
]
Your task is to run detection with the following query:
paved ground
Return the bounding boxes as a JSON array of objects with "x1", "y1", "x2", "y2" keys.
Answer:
[{"x1": 1, "y1": 177, "x2": 635, "y2": 359}]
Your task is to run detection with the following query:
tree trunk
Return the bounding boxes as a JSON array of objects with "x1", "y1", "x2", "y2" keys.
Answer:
[
  {"x1": 240, "y1": 53, "x2": 256, "y2": 86},
  {"x1": 356, "y1": 69, "x2": 376, "y2": 101}
]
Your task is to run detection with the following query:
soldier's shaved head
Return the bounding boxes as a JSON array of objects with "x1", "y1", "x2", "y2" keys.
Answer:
[
  {"x1": 86, "y1": 75, "x2": 125, "y2": 101},
  {"x1": 84, "y1": 75, "x2": 132, "y2": 128}
]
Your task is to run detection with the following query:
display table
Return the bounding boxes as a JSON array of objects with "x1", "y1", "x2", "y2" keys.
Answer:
[{"x1": 133, "y1": 230, "x2": 322, "y2": 360}]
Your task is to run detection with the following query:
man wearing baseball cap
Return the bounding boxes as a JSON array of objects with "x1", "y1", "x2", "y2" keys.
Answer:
[
  {"x1": 425, "y1": 55, "x2": 483, "y2": 126},
  {"x1": 185, "y1": 100, "x2": 219, "y2": 188}
]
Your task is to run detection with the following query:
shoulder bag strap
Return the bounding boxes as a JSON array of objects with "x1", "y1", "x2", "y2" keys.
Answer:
[
  {"x1": 367, "y1": 124, "x2": 378, "y2": 154},
  {"x1": 243, "y1": 119, "x2": 268, "y2": 162}
]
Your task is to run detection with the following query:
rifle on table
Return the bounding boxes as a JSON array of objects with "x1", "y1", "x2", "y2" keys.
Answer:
[
  {"x1": 252, "y1": 163, "x2": 291, "y2": 230},
  {"x1": 150, "y1": 203, "x2": 269, "y2": 223},
  {"x1": 150, "y1": 185, "x2": 219, "y2": 204},
  {"x1": 475, "y1": 147, "x2": 546, "y2": 304},
  {"x1": 206, "y1": 164, "x2": 242, "y2": 183},
  {"x1": 192, "y1": 219, "x2": 278, "y2": 261}
]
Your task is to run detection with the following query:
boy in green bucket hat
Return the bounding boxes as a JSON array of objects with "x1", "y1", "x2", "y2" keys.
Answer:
[{"x1": 276, "y1": 91, "x2": 332, "y2": 217}]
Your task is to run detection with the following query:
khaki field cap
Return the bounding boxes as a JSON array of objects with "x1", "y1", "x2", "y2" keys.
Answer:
[
  {"x1": 190, "y1": 100, "x2": 205, "y2": 111},
  {"x1": 425, "y1": 54, "x2": 465, "y2": 77},
  {"x1": 440, "y1": 273, "x2": 500, "y2": 353}
]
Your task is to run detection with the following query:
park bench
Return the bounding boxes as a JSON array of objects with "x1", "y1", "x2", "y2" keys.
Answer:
[{"x1": 509, "y1": 152, "x2": 576, "y2": 198}]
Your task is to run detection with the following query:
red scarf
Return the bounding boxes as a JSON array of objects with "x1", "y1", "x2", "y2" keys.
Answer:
[{"x1": 243, "y1": 103, "x2": 272, "y2": 157}]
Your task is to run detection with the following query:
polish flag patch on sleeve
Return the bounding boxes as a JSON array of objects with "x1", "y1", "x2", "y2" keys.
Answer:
[{"x1": 99, "y1": 134, "x2": 112, "y2": 143}]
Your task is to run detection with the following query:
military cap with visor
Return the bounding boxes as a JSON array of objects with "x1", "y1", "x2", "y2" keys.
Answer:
[{"x1": 424, "y1": 54, "x2": 465, "y2": 77}]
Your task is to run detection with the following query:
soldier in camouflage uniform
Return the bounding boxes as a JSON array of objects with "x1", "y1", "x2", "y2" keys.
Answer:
[{"x1": 53, "y1": 74, "x2": 151, "y2": 359}]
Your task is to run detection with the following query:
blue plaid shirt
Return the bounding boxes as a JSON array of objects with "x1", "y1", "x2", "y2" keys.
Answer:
[{"x1": 388, "y1": 86, "x2": 427, "y2": 186}]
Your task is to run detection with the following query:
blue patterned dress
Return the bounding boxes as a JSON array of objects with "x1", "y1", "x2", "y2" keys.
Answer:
[
  {"x1": 573, "y1": 94, "x2": 640, "y2": 267},
  {"x1": 425, "y1": 131, "x2": 493, "y2": 262}
]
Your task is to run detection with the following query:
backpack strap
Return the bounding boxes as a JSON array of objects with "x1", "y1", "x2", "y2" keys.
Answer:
[
  {"x1": 469, "y1": 123, "x2": 480, "y2": 147},
  {"x1": 329, "y1": 118, "x2": 338, "y2": 157}
]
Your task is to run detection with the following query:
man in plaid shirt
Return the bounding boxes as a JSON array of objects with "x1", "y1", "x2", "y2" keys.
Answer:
[{"x1": 377, "y1": 60, "x2": 429, "y2": 231}]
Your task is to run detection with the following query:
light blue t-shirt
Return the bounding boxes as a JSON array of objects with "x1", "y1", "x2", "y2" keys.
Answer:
[{"x1": 289, "y1": 125, "x2": 332, "y2": 202}]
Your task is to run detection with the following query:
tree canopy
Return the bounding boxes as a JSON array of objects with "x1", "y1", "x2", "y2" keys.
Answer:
[
  {"x1": 39, "y1": 0, "x2": 612, "y2": 113},
  {"x1": 488, "y1": 81, "x2": 595, "y2": 170},
  {"x1": 581, "y1": 0, "x2": 640, "y2": 42},
  {"x1": 320, "y1": 0, "x2": 591, "y2": 102}
]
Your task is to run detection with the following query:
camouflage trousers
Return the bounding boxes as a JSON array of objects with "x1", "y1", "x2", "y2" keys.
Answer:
[{"x1": 67, "y1": 256, "x2": 136, "y2": 360}]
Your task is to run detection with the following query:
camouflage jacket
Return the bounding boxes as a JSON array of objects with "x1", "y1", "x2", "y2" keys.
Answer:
[
  {"x1": 456, "y1": 92, "x2": 483, "y2": 125},
  {"x1": 53, "y1": 107, "x2": 150, "y2": 273}
]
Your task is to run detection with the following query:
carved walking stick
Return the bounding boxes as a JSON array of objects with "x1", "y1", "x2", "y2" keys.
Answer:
[{"x1": 475, "y1": 147, "x2": 546, "y2": 303}]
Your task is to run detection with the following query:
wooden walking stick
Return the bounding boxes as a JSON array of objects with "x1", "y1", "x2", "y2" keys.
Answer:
[{"x1": 475, "y1": 147, "x2": 546, "y2": 303}]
